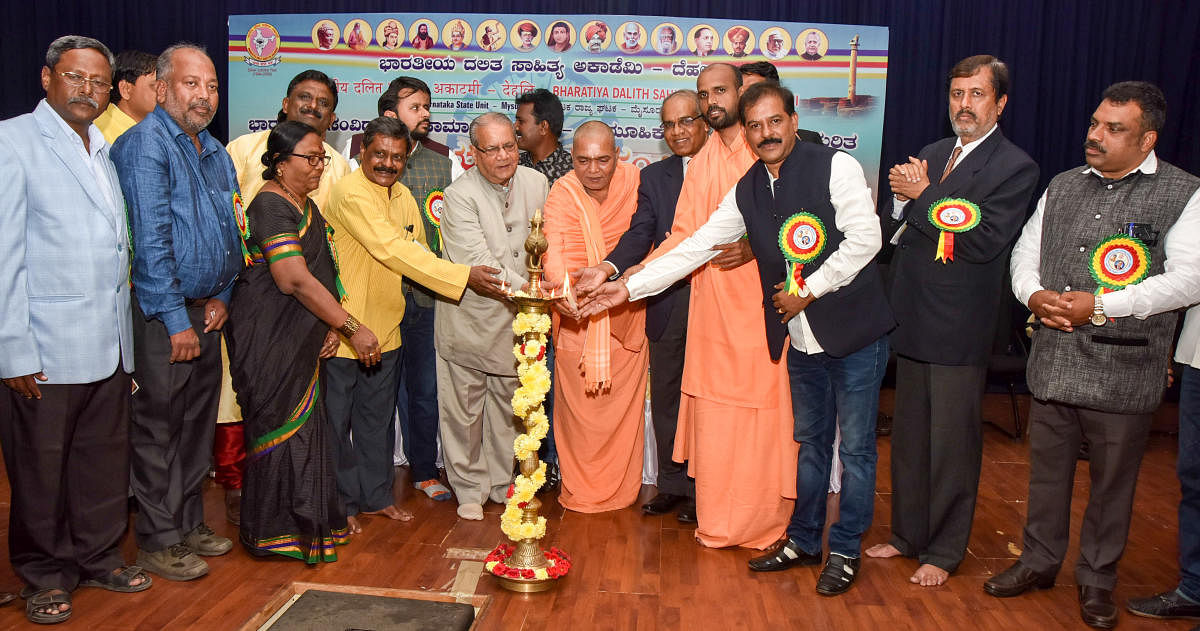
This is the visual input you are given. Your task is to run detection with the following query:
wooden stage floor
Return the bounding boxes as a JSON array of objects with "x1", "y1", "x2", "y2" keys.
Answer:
[{"x1": 0, "y1": 391, "x2": 1191, "y2": 630}]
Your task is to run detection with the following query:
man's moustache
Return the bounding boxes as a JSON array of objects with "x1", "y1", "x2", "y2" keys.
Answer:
[
  {"x1": 67, "y1": 96, "x2": 98, "y2": 109},
  {"x1": 955, "y1": 109, "x2": 976, "y2": 120},
  {"x1": 373, "y1": 166, "x2": 398, "y2": 175},
  {"x1": 757, "y1": 137, "x2": 782, "y2": 148},
  {"x1": 1084, "y1": 140, "x2": 1105, "y2": 153}
]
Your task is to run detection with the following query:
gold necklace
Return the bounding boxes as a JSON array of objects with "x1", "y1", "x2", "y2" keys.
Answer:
[{"x1": 275, "y1": 179, "x2": 307, "y2": 211}]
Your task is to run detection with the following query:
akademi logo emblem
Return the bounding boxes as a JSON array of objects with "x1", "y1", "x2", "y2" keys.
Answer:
[{"x1": 245, "y1": 23, "x2": 282, "y2": 67}]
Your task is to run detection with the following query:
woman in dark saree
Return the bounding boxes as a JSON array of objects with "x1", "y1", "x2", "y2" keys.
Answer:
[{"x1": 225, "y1": 121, "x2": 382, "y2": 562}]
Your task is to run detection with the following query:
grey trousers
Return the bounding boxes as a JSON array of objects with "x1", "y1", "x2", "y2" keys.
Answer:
[
  {"x1": 130, "y1": 300, "x2": 221, "y2": 551},
  {"x1": 436, "y1": 355, "x2": 521, "y2": 506},
  {"x1": 1019, "y1": 399, "x2": 1152, "y2": 590},
  {"x1": 324, "y1": 350, "x2": 401, "y2": 515},
  {"x1": 889, "y1": 356, "x2": 986, "y2": 572}
]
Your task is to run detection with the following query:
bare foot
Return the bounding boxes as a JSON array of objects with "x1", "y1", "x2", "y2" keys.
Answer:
[
  {"x1": 346, "y1": 515, "x2": 363, "y2": 534},
  {"x1": 365, "y1": 504, "x2": 414, "y2": 522},
  {"x1": 865, "y1": 543, "x2": 902, "y2": 558},
  {"x1": 910, "y1": 563, "x2": 949, "y2": 586}
]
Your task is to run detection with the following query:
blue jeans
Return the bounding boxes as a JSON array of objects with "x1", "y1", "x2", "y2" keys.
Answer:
[
  {"x1": 785, "y1": 336, "x2": 888, "y2": 558},
  {"x1": 395, "y1": 292, "x2": 440, "y2": 482},
  {"x1": 1179, "y1": 365, "x2": 1200, "y2": 600}
]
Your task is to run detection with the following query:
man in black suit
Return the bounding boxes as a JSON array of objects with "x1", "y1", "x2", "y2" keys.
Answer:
[
  {"x1": 572, "y1": 90, "x2": 709, "y2": 522},
  {"x1": 865, "y1": 55, "x2": 1039, "y2": 586}
]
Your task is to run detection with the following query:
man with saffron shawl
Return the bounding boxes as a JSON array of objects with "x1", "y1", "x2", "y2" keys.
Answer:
[
  {"x1": 543, "y1": 122, "x2": 647, "y2": 513},
  {"x1": 640, "y1": 63, "x2": 797, "y2": 549}
]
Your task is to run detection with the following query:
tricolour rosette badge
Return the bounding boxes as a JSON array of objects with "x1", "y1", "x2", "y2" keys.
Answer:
[
  {"x1": 1089, "y1": 234, "x2": 1150, "y2": 294},
  {"x1": 423, "y1": 188, "x2": 446, "y2": 251},
  {"x1": 928, "y1": 197, "x2": 981, "y2": 262},
  {"x1": 778, "y1": 212, "x2": 826, "y2": 296},
  {"x1": 233, "y1": 191, "x2": 251, "y2": 266}
]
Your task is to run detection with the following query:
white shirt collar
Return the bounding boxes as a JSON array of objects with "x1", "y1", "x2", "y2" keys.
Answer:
[
  {"x1": 43, "y1": 98, "x2": 107, "y2": 157},
  {"x1": 1082, "y1": 150, "x2": 1158, "y2": 177},
  {"x1": 954, "y1": 122, "x2": 998, "y2": 155}
]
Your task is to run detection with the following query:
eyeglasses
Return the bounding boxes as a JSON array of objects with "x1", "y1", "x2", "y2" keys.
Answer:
[
  {"x1": 289, "y1": 92, "x2": 331, "y2": 112},
  {"x1": 288, "y1": 153, "x2": 332, "y2": 167},
  {"x1": 59, "y1": 71, "x2": 112, "y2": 92},
  {"x1": 475, "y1": 142, "x2": 518, "y2": 156},
  {"x1": 662, "y1": 115, "x2": 702, "y2": 132}
]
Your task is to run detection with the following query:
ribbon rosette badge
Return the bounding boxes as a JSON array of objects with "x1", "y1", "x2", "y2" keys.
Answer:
[
  {"x1": 233, "y1": 191, "x2": 253, "y2": 266},
  {"x1": 928, "y1": 197, "x2": 981, "y2": 262},
  {"x1": 1089, "y1": 234, "x2": 1149, "y2": 294},
  {"x1": 778, "y1": 212, "x2": 826, "y2": 296},
  {"x1": 423, "y1": 188, "x2": 445, "y2": 250}
]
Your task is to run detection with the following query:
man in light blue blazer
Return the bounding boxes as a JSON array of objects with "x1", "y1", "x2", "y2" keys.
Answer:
[{"x1": 0, "y1": 35, "x2": 151, "y2": 625}]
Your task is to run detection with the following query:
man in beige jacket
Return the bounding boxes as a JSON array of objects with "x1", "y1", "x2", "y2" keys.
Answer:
[{"x1": 436, "y1": 112, "x2": 550, "y2": 520}]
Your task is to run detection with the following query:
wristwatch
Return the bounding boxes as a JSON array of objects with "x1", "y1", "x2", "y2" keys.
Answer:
[{"x1": 1090, "y1": 293, "x2": 1107, "y2": 327}]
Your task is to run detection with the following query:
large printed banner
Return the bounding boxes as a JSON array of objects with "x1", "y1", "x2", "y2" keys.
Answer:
[{"x1": 227, "y1": 13, "x2": 888, "y2": 195}]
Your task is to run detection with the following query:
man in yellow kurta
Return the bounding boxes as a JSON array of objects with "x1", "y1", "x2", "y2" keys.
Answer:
[
  {"x1": 543, "y1": 122, "x2": 648, "y2": 513},
  {"x1": 323, "y1": 117, "x2": 500, "y2": 531},
  {"x1": 226, "y1": 70, "x2": 351, "y2": 211},
  {"x1": 94, "y1": 50, "x2": 157, "y2": 144},
  {"x1": 217, "y1": 70, "x2": 351, "y2": 525}
]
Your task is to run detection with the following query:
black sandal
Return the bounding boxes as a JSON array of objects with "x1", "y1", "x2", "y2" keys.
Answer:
[
  {"x1": 25, "y1": 588, "x2": 71, "y2": 624},
  {"x1": 80, "y1": 565, "x2": 153, "y2": 593}
]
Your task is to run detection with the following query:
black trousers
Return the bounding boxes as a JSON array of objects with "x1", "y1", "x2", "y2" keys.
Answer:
[
  {"x1": 889, "y1": 356, "x2": 986, "y2": 572},
  {"x1": 1, "y1": 367, "x2": 131, "y2": 591},
  {"x1": 648, "y1": 287, "x2": 695, "y2": 498},
  {"x1": 130, "y1": 300, "x2": 222, "y2": 551},
  {"x1": 325, "y1": 350, "x2": 401, "y2": 515},
  {"x1": 1020, "y1": 399, "x2": 1152, "y2": 590}
]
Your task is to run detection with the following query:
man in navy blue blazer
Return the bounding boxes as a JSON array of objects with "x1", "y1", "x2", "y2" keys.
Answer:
[
  {"x1": 868, "y1": 55, "x2": 1039, "y2": 589},
  {"x1": 0, "y1": 35, "x2": 151, "y2": 624},
  {"x1": 573, "y1": 90, "x2": 709, "y2": 522}
]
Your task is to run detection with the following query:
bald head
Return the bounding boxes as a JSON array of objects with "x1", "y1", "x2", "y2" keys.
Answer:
[
  {"x1": 573, "y1": 120, "x2": 616, "y2": 151},
  {"x1": 699, "y1": 62, "x2": 742, "y2": 90},
  {"x1": 572, "y1": 120, "x2": 618, "y2": 199},
  {"x1": 663, "y1": 89, "x2": 700, "y2": 113}
]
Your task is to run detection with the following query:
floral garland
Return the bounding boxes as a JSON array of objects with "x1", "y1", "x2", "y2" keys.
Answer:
[
  {"x1": 485, "y1": 544, "x2": 572, "y2": 581},
  {"x1": 486, "y1": 310, "x2": 568, "y2": 580}
]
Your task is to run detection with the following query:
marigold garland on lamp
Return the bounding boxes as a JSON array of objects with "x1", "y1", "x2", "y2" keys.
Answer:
[{"x1": 486, "y1": 208, "x2": 571, "y2": 592}]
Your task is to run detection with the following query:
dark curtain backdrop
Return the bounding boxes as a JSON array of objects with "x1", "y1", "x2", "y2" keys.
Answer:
[{"x1": 4, "y1": 0, "x2": 1198, "y2": 203}]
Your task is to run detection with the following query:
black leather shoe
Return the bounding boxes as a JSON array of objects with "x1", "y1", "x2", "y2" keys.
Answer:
[
  {"x1": 537, "y1": 462, "x2": 560, "y2": 495},
  {"x1": 875, "y1": 413, "x2": 893, "y2": 436},
  {"x1": 1080, "y1": 585, "x2": 1118, "y2": 629},
  {"x1": 815, "y1": 554, "x2": 861, "y2": 596},
  {"x1": 675, "y1": 499, "x2": 697, "y2": 524},
  {"x1": 1128, "y1": 589, "x2": 1200, "y2": 619},
  {"x1": 983, "y1": 562, "x2": 1055, "y2": 597},
  {"x1": 642, "y1": 493, "x2": 685, "y2": 515},
  {"x1": 748, "y1": 538, "x2": 821, "y2": 572}
]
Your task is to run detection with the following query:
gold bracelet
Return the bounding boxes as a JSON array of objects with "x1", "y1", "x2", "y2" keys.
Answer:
[{"x1": 338, "y1": 314, "x2": 361, "y2": 338}]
